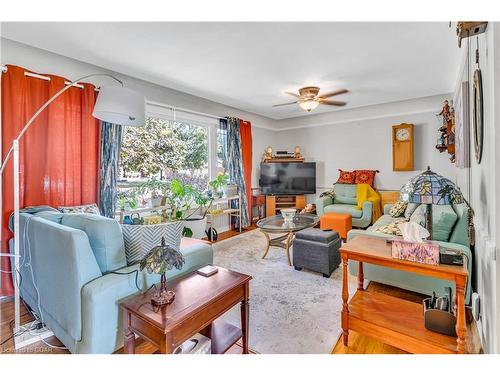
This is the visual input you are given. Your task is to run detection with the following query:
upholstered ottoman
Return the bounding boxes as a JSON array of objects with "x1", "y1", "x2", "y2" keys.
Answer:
[
  {"x1": 320, "y1": 212, "x2": 352, "y2": 240},
  {"x1": 293, "y1": 228, "x2": 342, "y2": 277}
]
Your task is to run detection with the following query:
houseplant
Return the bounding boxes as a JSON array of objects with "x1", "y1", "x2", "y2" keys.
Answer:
[
  {"x1": 138, "y1": 176, "x2": 168, "y2": 207},
  {"x1": 165, "y1": 179, "x2": 213, "y2": 239},
  {"x1": 208, "y1": 172, "x2": 236, "y2": 198}
]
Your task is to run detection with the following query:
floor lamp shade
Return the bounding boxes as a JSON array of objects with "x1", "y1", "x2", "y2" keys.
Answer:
[{"x1": 93, "y1": 85, "x2": 145, "y2": 126}]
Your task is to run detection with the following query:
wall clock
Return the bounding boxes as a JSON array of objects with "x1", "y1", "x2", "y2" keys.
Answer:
[
  {"x1": 392, "y1": 123, "x2": 414, "y2": 171},
  {"x1": 472, "y1": 69, "x2": 483, "y2": 164}
]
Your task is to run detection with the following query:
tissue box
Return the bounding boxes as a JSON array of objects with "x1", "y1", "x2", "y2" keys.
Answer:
[{"x1": 391, "y1": 239, "x2": 440, "y2": 265}]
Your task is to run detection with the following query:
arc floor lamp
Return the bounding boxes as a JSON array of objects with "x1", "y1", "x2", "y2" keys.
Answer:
[{"x1": 0, "y1": 64, "x2": 145, "y2": 346}]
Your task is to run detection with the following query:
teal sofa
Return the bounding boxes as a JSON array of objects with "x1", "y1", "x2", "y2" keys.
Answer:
[
  {"x1": 12, "y1": 207, "x2": 213, "y2": 353},
  {"x1": 315, "y1": 183, "x2": 373, "y2": 228},
  {"x1": 347, "y1": 203, "x2": 472, "y2": 304}
]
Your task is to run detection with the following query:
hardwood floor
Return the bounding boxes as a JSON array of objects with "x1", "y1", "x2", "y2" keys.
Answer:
[{"x1": 1, "y1": 225, "x2": 481, "y2": 355}]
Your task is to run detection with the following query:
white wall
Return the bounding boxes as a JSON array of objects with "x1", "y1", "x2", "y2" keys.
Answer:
[
  {"x1": 454, "y1": 23, "x2": 498, "y2": 354},
  {"x1": 271, "y1": 105, "x2": 454, "y2": 195}
]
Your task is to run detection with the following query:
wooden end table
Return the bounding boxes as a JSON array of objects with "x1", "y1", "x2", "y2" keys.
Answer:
[
  {"x1": 120, "y1": 267, "x2": 252, "y2": 354},
  {"x1": 339, "y1": 236, "x2": 468, "y2": 354}
]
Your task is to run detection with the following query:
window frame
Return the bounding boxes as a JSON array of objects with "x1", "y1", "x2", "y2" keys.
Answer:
[{"x1": 144, "y1": 103, "x2": 220, "y2": 182}]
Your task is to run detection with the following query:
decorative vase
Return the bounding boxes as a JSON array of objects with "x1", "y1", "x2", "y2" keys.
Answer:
[{"x1": 183, "y1": 215, "x2": 208, "y2": 239}]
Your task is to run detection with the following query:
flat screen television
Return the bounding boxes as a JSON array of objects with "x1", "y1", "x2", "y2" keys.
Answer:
[{"x1": 259, "y1": 162, "x2": 316, "y2": 195}]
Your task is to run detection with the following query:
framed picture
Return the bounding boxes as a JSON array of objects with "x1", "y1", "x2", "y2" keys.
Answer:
[
  {"x1": 472, "y1": 69, "x2": 484, "y2": 164},
  {"x1": 453, "y1": 81, "x2": 469, "y2": 168}
]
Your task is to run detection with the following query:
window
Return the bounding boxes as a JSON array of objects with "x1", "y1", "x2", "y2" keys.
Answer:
[{"x1": 118, "y1": 107, "x2": 222, "y2": 209}]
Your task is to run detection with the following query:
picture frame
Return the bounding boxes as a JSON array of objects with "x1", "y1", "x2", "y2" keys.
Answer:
[{"x1": 472, "y1": 69, "x2": 484, "y2": 164}]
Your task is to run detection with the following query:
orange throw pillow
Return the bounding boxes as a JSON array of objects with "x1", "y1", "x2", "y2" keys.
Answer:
[
  {"x1": 354, "y1": 170, "x2": 378, "y2": 187},
  {"x1": 337, "y1": 169, "x2": 356, "y2": 184}
]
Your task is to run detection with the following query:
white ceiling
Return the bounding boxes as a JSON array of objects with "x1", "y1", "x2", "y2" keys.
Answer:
[{"x1": 1, "y1": 22, "x2": 460, "y2": 120}]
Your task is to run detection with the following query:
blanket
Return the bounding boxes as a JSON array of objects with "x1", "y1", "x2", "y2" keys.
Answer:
[{"x1": 356, "y1": 183, "x2": 382, "y2": 223}]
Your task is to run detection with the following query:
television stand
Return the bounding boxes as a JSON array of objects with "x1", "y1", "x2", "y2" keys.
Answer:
[{"x1": 266, "y1": 195, "x2": 306, "y2": 217}]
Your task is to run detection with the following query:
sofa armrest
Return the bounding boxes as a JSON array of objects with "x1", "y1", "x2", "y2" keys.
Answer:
[
  {"x1": 315, "y1": 196, "x2": 333, "y2": 216},
  {"x1": 384, "y1": 204, "x2": 394, "y2": 215},
  {"x1": 361, "y1": 201, "x2": 373, "y2": 221},
  {"x1": 17, "y1": 215, "x2": 102, "y2": 344}
]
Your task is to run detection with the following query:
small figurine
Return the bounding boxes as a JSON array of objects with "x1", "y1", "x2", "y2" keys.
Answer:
[
  {"x1": 262, "y1": 146, "x2": 273, "y2": 162},
  {"x1": 294, "y1": 146, "x2": 303, "y2": 159}
]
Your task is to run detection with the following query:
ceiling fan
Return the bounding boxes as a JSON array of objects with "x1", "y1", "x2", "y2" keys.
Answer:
[{"x1": 273, "y1": 86, "x2": 348, "y2": 112}]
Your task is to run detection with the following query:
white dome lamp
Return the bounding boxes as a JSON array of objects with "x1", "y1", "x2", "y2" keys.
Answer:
[{"x1": 93, "y1": 84, "x2": 145, "y2": 127}]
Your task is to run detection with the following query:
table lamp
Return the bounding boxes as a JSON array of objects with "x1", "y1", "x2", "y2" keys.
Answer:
[
  {"x1": 139, "y1": 237, "x2": 185, "y2": 307},
  {"x1": 400, "y1": 166, "x2": 464, "y2": 240}
]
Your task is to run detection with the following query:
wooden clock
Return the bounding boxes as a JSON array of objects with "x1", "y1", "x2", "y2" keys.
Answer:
[{"x1": 392, "y1": 123, "x2": 414, "y2": 171}]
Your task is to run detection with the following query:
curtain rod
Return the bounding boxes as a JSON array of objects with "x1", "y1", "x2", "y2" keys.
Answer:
[
  {"x1": 147, "y1": 100, "x2": 224, "y2": 120},
  {"x1": 0, "y1": 65, "x2": 96, "y2": 91},
  {"x1": 1, "y1": 65, "x2": 229, "y2": 120}
]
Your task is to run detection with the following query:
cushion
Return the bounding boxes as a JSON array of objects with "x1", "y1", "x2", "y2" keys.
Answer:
[
  {"x1": 59, "y1": 203, "x2": 101, "y2": 215},
  {"x1": 336, "y1": 169, "x2": 356, "y2": 184},
  {"x1": 409, "y1": 204, "x2": 427, "y2": 227},
  {"x1": 121, "y1": 221, "x2": 183, "y2": 265},
  {"x1": 389, "y1": 201, "x2": 407, "y2": 217},
  {"x1": 34, "y1": 211, "x2": 64, "y2": 224},
  {"x1": 449, "y1": 203, "x2": 470, "y2": 247},
  {"x1": 324, "y1": 204, "x2": 362, "y2": 218},
  {"x1": 404, "y1": 203, "x2": 420, "y2": 220},
  {"x1": 373, "y1": 218, "x2": 407, "y2": 236},
  {"x1": 295, "y1": 227, "x2": 340, "y2": 243},
  {"x1": 354, "y1": 170, "x2": 378, "y2": 187},
  {"x1": 61, "y1": 213, "x2": 126, "y2": 273},
  {"x1": 333, "y1": 183, "x2": 357, "y2": 205},
  {"x1": 433, "y1": 205, "x2": 458, "y2": 242}
]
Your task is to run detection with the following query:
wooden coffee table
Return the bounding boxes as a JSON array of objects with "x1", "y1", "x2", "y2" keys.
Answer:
[
  {"x1": 339, "y1": 236, "x2": 468, "y2": 354},
  {"x1": 120, "y1": 267, "x2": 252, "y2": 354}
]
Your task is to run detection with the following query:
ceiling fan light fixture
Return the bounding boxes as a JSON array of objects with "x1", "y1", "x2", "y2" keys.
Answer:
[{"x1": 299, "y1": 99, "x2": 320, "y2": 112}]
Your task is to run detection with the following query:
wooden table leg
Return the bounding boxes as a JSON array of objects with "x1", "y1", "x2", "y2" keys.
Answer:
[
  {"x1": 357, "y1": 262, "x2": 364, "y2": 291},
  {"x1": 261, "y1": 231, "x2": 271, "y2": 259},
  {"x1": 341, "y1": 255, "x2": 349, "y2": 346},
  {"x1": 241, "y1": 283, "x2": 250, "y2": 354},
  {"x1": 123, "y1": 311, "x2": 135, "y2": 354},
  {"x1": 455, "y1": 279, "x2": 467, "y2": 354},
  {"x1": 160, "y1": 332, "x2": 174, "y2": 354}
]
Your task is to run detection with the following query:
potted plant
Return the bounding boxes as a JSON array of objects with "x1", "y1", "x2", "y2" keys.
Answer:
[
  {"x1": 209, "y1": 172, "x2": 235, "y2": 198},
  {"x1": 165, "y1": 179, "x2": 214, "y2": 239},
  {"x1": 138, "y1": 177, "x2": 168, "y2": 207}
]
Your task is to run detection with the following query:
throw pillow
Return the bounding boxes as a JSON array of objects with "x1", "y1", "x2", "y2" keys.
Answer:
[
  {"x1": 354, "y1": 169, "x2": 378, "y2": 187},
  {"x1": 404, "y1": 203, "x2": 420, "y2": 220},
  {"x1": 389, "y1": 201, "x2": 408, "y2": 217},
  {"x1": 59, "y1": 203, "x2": 101, "y2": 215},
  {"x1": 409, "y1": 204, "x2": 427, "y2": 227},
  {"x1": 337, "y1": 169, "x2": 356, "y2": 184},
  {"x1": 373, "y1": 219, "x2": 408, "y2": 236}
]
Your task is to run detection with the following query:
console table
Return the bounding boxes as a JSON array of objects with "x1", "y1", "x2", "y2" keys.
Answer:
[{"x1": 339, "y1": 236, "x2": 468, "y2": 354}]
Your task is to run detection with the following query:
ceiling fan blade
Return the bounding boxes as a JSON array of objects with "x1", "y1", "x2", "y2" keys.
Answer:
[
  {"x1": 284, "y1": 91, "x2": 301, "y2": 98},
  {"x1": 319, "y1": 89, "x2": 349, "y2": 98},
  {"x1": 272, "y1": 101, "x2": 298, "y2": 107},
  {"x1": 320, "y1": 99, "x2": 347, "y2": 106}
]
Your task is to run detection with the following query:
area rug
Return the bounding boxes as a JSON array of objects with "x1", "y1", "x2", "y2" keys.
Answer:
[{"x1": 212, "y1": 229, "x2": 356, "y2": 354}]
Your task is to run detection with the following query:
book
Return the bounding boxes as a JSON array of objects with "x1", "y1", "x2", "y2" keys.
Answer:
[{"x1": 197, "y1": 265, "x2": 219, "y2": 277}]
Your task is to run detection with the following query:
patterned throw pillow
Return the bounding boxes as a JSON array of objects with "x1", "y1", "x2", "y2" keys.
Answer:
[
  {"x1": 404, "y1": 203, "x2": 420, "y2": 220},
  {"x1": 354, "y1": 170, "x2": 378, "y2": 187},
  {"x1": 389, "y1": 201, "x2": 408, "y2": 217},
  {"x1": 337, "y1": 169, "x2": 356, "y2": 184},
  {"x1": 373, "y1": 219, "x2": 408, "y2": 236},
  {"x1": 59, "y1": 203, "x2": 101, "y2": 215}
]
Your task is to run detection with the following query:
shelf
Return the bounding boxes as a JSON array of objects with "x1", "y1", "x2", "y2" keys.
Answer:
[
  {"x1": 206, "y1": 208, "x2": 240, "y2": 217},
  {"x1": 348, "y1": 290, "x2": 458, "y2": 354}
]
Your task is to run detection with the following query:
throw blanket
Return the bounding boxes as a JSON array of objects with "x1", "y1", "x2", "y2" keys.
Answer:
[{"x1": 356, "y1": 184, "x2": 382, "y2": 223}]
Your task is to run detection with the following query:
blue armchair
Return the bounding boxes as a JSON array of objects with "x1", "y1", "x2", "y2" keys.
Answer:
[{"x1": 315, "y1": 183, "x2": 372, "y2": 228}]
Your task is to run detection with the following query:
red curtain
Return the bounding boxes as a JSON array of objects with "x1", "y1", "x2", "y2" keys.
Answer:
[
  {"x1": 239, "y1": 119, "x2": 252, "y2": 225},
  {"x1": 1, "y1": 65, "x2": 100, "y2": 296}
]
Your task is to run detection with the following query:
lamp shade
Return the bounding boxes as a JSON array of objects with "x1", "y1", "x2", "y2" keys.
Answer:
[
  {"x1": 400, "y1": 167, "x2": 464, "y2": 205},
  {"x1": 298, "y1": 99, "x2": 320, "y2": 112},
  {"x1": 93, "y1": 85, "x2": 145, "y2": 126}
]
